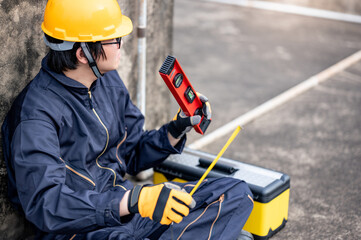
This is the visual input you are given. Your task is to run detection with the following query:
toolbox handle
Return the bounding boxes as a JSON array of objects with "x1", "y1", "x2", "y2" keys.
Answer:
[{"x1": 198, "y1": 158, "x2": 238, "y2": 174}]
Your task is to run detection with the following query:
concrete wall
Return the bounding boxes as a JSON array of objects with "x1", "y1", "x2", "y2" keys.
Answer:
[
  {"x1": 0, "y1": 0, "x2": 173, "y2": 239},
  {"x1": 263, "y1": 0, "x2": 361, "y2": 15}
]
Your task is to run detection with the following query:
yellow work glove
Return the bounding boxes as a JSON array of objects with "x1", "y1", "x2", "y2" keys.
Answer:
[{"x1": 128, "y1": 183, "x2": 196, "y2": 225}]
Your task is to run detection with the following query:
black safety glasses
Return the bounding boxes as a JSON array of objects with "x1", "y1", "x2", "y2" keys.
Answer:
[{"x1": 101, "y1": 37, "x2": 122, "y2": 49}]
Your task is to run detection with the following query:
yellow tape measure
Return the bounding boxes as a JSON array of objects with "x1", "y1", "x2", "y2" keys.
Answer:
[{"x1": 190, "y1": 126, "x2": 242, "y2": 196}]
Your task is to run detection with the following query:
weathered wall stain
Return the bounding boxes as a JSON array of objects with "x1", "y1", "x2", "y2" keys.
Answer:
[{"x1": 0, "y1": 1, "x2": 173, "y2": 239}]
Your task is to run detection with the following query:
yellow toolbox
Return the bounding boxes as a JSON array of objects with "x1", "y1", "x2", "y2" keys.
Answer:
[{"x1": 153, "y1": 148, "x2": 290, "y2": 240}]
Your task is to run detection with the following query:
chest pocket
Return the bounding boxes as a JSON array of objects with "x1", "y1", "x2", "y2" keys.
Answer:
[{"x1": 60, "y1": 158, "x2": 96, "y2": 191}]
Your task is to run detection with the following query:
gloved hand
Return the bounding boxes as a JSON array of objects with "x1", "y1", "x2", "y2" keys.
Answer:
[
  {"x1": 167, "y1": 93, "x2": 212, "y2": 138},
  {"x1": 128, "y1": 182, "x2": 196, "y2": 225}
]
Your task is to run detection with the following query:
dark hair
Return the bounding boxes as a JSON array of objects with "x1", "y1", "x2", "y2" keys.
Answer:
[{"x1": 45, "y1": 34, "x2": 106, "y2": 73}]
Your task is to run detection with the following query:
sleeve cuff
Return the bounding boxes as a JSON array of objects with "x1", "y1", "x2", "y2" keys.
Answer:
[
  {"x1": 95, "y1": 189, "x2": 124, "y2": 227},
  {"x1": 162, "y1": 123, "x2": 186, "y2": 154}
]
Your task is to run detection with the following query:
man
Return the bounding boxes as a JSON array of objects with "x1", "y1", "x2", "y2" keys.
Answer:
[{"x1": 2, "y1": 0, "x2": 254, "y2": 239}]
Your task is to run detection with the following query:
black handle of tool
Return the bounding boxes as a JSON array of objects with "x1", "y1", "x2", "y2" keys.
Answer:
[{"x1": 198, "y1": 158, "x2": 238, "y2": 174}]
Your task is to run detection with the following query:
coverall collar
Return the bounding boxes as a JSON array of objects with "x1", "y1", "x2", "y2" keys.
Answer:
[{"x1": 41, "y1": 54, "x2": 98, "y2": 93}]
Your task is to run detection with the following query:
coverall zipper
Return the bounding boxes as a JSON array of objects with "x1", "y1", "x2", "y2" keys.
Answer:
[
  {"x1": 207, "y1": 194, "x2": 224, "y2": 239},
  {"x1": 88, "y1": 90, "x2": 127, "y2": 191},
  {"x1": 177, "y1": 194, "x2": 224, "y2": 240},
  {"x1": 116, "y1": 131, "x2": 127, "y2": 165}
]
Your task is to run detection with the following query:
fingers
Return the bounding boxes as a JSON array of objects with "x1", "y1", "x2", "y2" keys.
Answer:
[
  {"x1": 197, "y1": 92, "x2": 208, "y2": 102},
  {"x1": 172, "y1": 201, "x2": 190, "y2": 216},
  {"x1": 138, "y1": 184, "x2": 197, "y2": 226},
  {"x1": 203, "y1": 101, "x2": 212, "y2": 119},
  {"x1": 168, "y1": 203, "x2": 188, "y2": 224},
  {"x1": 169, "y1": 92, "x2": 211, "y2": 138},
  {"x1": 189, "y1": 198, "x2": 196, "y2": 209},
  {"x1": 161, "y1": 190, "x2": 195, "y2": 224},
  {"x1": 175, "y1": 92, "x2": 211, "y2": 121},
  {"x1": 171, "y1": 190, "x2": 195, "y2": 208},
  {"x1": 190, "y1": 115, "x2": 201, "y2": 126},
  {"x1": 160, "y1": 217, "x2": 172, "y2": 225},
  {"x1": 178, "y1": 110, "x2": 188, "y2": 119},
  {"x1": 197, "y1": 92, "x2": 212, "y2": 119},
  {"x1": 163, "y1": 182, "x2": 182, "y2": 190},
  {"x1": 179, "y1": 113, "x2": 201, "y2": 127}
]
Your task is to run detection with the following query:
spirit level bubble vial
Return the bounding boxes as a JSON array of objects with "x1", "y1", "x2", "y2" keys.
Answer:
[{"x1": 159, "y1": 55, "x2": 211, "y2": 134}]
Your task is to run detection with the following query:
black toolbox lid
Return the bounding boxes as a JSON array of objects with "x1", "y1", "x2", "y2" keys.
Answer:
[{"x1": 154, "y1": 149, "x2": 290, "y2": 203}]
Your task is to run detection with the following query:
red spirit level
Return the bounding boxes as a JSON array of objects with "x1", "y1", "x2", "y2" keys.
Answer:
[{"x1": 159, "y1": 55, "x2": 211, "y2": 134}]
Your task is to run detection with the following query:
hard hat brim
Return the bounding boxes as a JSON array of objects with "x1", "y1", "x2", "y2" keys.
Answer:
[{"x1": 41, "y1": 15, "x2": 133, "y2": 43}]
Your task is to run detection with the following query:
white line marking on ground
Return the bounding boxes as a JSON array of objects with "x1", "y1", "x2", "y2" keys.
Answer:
[
  {"x1": 204, "y1": 0, "x2": 361, "y2": 24},
  {"x1": 188, "y1": 50, "x2": 361, "y2": 150}
]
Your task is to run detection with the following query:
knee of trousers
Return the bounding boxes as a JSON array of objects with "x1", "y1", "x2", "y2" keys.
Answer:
[
  {"x1": 219, "y1": 178, "x2": 254, "y2": 213},
  {"x1": 208, "y1": 177, "x2": 253, "y2": 199}
]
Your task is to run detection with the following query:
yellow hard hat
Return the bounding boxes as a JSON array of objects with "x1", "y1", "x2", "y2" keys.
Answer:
[{"x1": 41, "y1": 0, "x2": 133, "y2": 42}]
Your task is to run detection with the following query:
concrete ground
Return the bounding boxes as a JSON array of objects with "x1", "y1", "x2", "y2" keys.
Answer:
[{"x1": 169, "y1": 0, "x2": 361, "y2": 239}]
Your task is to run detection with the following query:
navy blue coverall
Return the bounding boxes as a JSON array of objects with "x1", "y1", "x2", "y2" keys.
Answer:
[{"x1": 2, "y1": 55, "x2": 253, "y2": 239}]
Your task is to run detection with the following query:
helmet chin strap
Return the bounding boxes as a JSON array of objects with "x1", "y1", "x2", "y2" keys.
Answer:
[{"x1": 80, "y1": 42, "x2": 103, "y2": 79}]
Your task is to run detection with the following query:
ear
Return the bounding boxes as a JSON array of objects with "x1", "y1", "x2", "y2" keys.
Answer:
[{"x1": 75, "y1": 47, "x2": 88, "y2": 64}]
